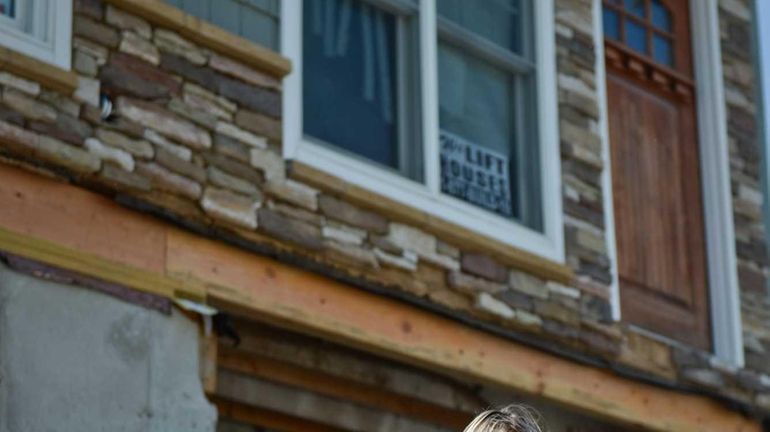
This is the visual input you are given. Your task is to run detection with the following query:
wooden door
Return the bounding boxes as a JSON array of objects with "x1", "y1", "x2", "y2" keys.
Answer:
[{"x1": 603, "y1": 0, "x2": 711, "y2": 349}]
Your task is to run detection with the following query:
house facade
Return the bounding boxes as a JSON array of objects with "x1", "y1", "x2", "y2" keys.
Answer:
[{"x1": 0, "y1": 0, "x2": 769, "y2": 430}]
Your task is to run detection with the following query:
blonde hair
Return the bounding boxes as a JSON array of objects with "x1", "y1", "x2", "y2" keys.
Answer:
[{"x1": 463, "y1": 405, "x2": 543, "y2": 432}]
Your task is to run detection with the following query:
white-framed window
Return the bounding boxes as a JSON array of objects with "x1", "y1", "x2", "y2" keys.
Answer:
[
  {"x1": 0, "y1": 0, "x2": 72, "y2": 69},
  {"x1": 282, "y1": 0, "x2": 563, "y2": 263}
]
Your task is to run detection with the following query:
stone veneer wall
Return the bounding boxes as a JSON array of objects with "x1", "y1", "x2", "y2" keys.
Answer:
[
  {"x1": 719, "y1": 0, "x2": 770, "y2": 376},
  {"x1": 0, "y1": 0, "x2": 767, "y2": 418}
]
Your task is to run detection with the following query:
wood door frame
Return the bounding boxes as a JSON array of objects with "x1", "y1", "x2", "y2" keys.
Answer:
[{"x1": 594, "y1": 0, "x2": 744, "y2": 366}]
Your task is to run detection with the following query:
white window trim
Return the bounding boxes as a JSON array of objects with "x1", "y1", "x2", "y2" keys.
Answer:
[
  {"x1": 281, "y1": 0, "x2": 565, "y2": 263},
  {"x1": 596, "y1": 0, "x2": 744, "y2": 366},
  {"x1": 759, "y1": 0, "x2": 770, "y2": 298},
  {"x1": 0, "y1": 0, "x2": 72, "y2": 69}
]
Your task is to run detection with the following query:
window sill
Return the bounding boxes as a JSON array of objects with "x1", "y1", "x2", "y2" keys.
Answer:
[
  {"x1": 288, "y1": 158, "x2": 574, "y2": 284},
  {"x1": 103, "y1": 0, "x2": 291, "y2": 78},
  {"x1": 0, "y1": 46, "x2": 79, "y2": 95}
]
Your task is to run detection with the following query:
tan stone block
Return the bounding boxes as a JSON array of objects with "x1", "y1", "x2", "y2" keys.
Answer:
[
  {"x1": 143, "y1": 129, "x2": 191, "y2": 161},
  {"x1": 73, "y1": 76, "x2": 100, "y2": 107},
  {"x1": 513, "y1": 309, "x2": 543, "y2": 328},
  {"x1": 119, "y1": 30, "x2": 160, "y2": 65},
  {"x1": 317, "y1": 195, "x2": 388, "y2": 234},
  {"x1": 106, "y1": 5, "x2": 152, "y2": 39},
  {"x1": 73, "y1": 50, "x2": 98, "y2": 77},
  {"x1": 0, "y1": 72, "x2": 40, "y2": 96},
  {"x1": 154, "y1": 29, "x2": 208, "y2": 66},
  {"x1": 209, "y1": 53, "x2": 282, "y2": 91},
  {"x1": 185, "y1": 83, "x2": 236, "y2": 112},
  {"x1": 168, "y1": 98, "x2": 219, "y2": 130},
  {"x1": 95, "y1": 128, "x2": 153, "y2": 159},
  {"x1": 475, "y1": 292, "x2": 515, "y2": 320},
  {"x1": 448, "y1": 272, "x2": 506, "y2": 295},
  {"x1": 182, "y1": 84, "x2": 234, "y2": 121},
  {"x1": 324, "y1": 241, "x2": 378, "y2": 269},
  {"x1": 215, "y1": 122, "x2": 267, "y2": 149},
  {"x1": 207, "y1": 166, "x2": 260, "y2": 197},
  {"x1": 1, "y1": 89, "x2": 56, "y2": 122},
  {"x1": 201, "y1": 187, "x2": 260, "y2": 229},
  {"x1": 322, "y1": 222, "x2": 367, "y2": 246},
  {"x1": 264, "y1": 179, "x2": 318, "y2": 211},
  {"x1": 508, "y1": 270, "x2": 548, "y2": 300},
  {"x1": 386, "y1": 223, "x2": 436, "y2": 257},
  {"x1": 427, "y1": 289, "x2": 472, "y2": 312},
  {"x1": 235, "y1": 109, "x2": 281, "y2": 141},
  {"x1": 74, "y1": 15, "x2": 120, "y2": 48},
  {"x1": 37, "y1": 135, "x2": 101, "y2": 173},
  {"x1": 249, "y1": 147, "x2": 285, "y2": 181},
  {"x1": 373, "y1": 248, "x2": 418, "y2": 271},
  {"x1": 73, "y1": 37, "x2": 108, "y2": 65},
  {"x1": 84, "y1": 138, "x2": 135, "y2": 172},
  {"x1": 136, "y1": 161, "x2": 201, "y2": 200},
  {"x1": 258, "y1": 208, "x2": 322, "y2": 250},
  {"x1": 116, "y1": 97, "x2": 211, "y2": 150},
  {"x1": 436, "y1": 240, "x2": 460, "y2": 259}
]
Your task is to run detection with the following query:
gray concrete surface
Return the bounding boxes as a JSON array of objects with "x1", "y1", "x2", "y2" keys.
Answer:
[{"x1": 0, "y1": 261, "x2": 217, "y2": 432}]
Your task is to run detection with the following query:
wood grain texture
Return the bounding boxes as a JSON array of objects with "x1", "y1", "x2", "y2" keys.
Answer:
[
  {"x1": 0, "y1": 163, "x2": 759, "y2": 432},
  {"x1": 217, "y1": 348, "x2": 472, "y2": 430},
  {"x1": 166, "y1": 229, "x2": 757, "y2": 432},
  {"x1": 605, "y1": 0, "x2": 710, "y2": 349},
  {"x1": 213, "y1": 398, "x2": 349, "y2": 432}
]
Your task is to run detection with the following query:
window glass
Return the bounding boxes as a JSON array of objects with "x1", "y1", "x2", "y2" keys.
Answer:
[
  {"x1": 603, "y1": 7, "x2": 620, "y2": 41},
  {"x1": 437, "y1": 1, "x2": 541, "y2": 228},
  {"x1": 625, "y1": 19, "x2": 647, "y2": 54},
  {"x1": 653, "y1": 34, "x2": 672, "y2": 66},
  {"x1": 651, "y1": 0, "x2": 671, "y2": 31},
  {"x1": 624, "y1": 0, "x2": 645, "y2": 18},
  {"x1": 438, "y1": 44, "x2": 517, "y2": 219},
  {"x1": 303, "y1": 0, "x2": 421, "y2": 180},
  {"x1": 438, "y1": 0, "x2": 523, "y2": 54},
  {"x1": 164, "y1": 0, "x2": 280, "y2": 50},
  {"x1": 0, "y1": 0, "x2": 15, "y2": 18}
]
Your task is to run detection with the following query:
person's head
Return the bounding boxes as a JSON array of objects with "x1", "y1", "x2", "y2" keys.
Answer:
[{"x1": 462, "y1": 405, "x2": 542, "y2": 432}]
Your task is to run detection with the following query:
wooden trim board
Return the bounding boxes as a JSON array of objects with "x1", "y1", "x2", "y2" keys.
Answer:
[
  {"x1": 0, "y1": 164, "x2": 759, "y2": 432},
  {"x1": 0, "y1": 46, "x2": 79, "y2": 94}
]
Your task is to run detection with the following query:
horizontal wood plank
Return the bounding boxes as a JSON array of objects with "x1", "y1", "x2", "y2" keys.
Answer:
[
  {"x1": 0, "y1": 163, "x2": 759, "y2": 432},
  {"x1": 217, "y1": 348, "x2": 473, "y2": 429},
  {"x1": 213, "y1": 397, "x2": 349, "y2": 432}
]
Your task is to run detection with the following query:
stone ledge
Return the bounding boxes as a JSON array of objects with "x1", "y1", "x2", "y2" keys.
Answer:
[
  {"x1": 288, "y1": 160, "x2": 575, "y2": 285},
  {"x1": 0, "y1": 46, "x2": 80, "y2": 95},
  {"x1": 103, "y1": 0, "x2": 291, "y2": 78}
]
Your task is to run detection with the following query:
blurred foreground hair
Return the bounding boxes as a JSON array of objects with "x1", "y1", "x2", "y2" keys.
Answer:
[{"x1": 463, "y1": 405, "x2": 543, "y2": 432}]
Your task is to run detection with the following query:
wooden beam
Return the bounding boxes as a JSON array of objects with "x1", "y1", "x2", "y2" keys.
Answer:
[
  {"x1": 200, "y1": 330, "x2": 218, "y2": 395},
  {"x1": 217, "y1": 348, "x2": 473, "y2": 430},
  {"x1": 165, "y1": 229, "x2": 759, "y2": 432},
  {"x1": 212, "y1": 397, "x2": 349, "y2": 432},
  {"x1": 0, "y1": 164, "x2": 760, "y2": 432}
]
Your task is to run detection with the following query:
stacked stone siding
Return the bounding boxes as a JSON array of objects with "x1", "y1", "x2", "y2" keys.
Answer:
[
  {"x1": 0, "y1": 0, "x2": 767, "y2": 418},
  {"x1": 719, "y1": 0, "x2": 770, "y2": 378}
]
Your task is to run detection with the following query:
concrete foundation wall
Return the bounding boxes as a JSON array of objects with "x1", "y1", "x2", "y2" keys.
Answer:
[{"x1": 0, "y1": 261, "x2": 216, "y2": 432}]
